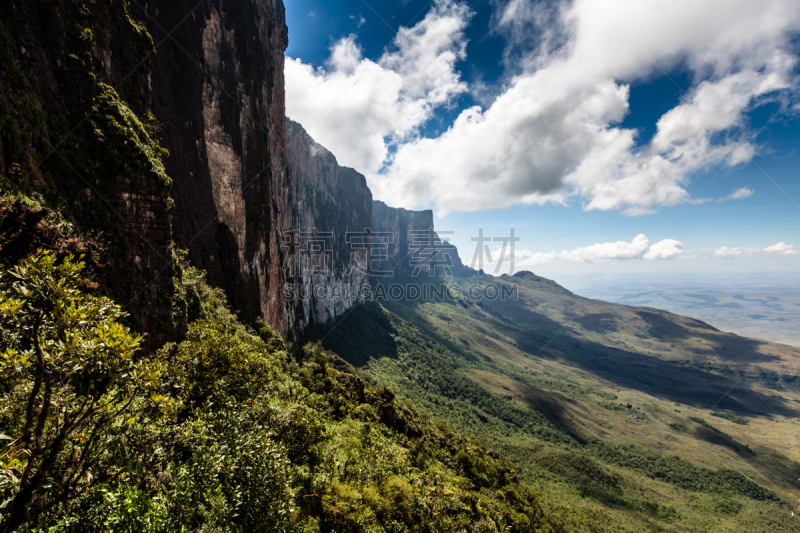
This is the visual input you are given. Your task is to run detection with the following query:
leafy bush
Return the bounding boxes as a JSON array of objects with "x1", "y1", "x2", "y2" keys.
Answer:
[
  {"x1": 0, "y1": 250, "x2": 557, "y2": 532},
  {"x1": 688, "y1": 417, "x2": 756, "y2": 456},
  {"x1": 0, "y1": 196, "x2": 100, "y2": 269},
  {"x1": 598, "y1": 401, "x2": 625, "y2": 411},
  {"x1": 162, "y1": 403, "x2": 296, "y2": 532},
  {"x1": 164, "y1": 319, "x2": 281, "y2": 411},
  {"x1": 589, "y1": 442, "x2": 771, "y2": 500},
  {"x1": 0, "y1": 251, "x2": 162, "y2": 531},
  {"x1": 171, "y1": 248, "x2": 236, "y2": 330}
]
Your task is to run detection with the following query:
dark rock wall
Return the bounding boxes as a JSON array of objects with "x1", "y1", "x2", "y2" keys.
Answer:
[
  {"x1": 133, "y1": 0, "x2": 295, "y2": 339},
  {"x1": 285, "y1": 118, "x2": 372, "y2": 328},
  {"x1": 0, "y1": 0, "x2": 174, "y2": 347},
  {"x1": 372, "y1": 200, "x2": 434, "y2": 271},
  {"x1": 0, "y1": 0, "x2": 467, "y2": 346},
  {"x1": 372, "y1": 200, "x2": 466, "y2": 277}
]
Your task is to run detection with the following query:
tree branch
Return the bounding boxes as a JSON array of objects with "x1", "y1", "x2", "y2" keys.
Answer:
[{"x1": 21, "y1": 315, "x2": 44, "y2": 447}]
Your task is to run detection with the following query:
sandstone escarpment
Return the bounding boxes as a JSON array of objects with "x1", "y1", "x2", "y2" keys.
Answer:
[
  {"x1": 372, "y1": 200, "x2": 467, "y2": 277},
  {"x1": 372, "y1": 200, "x2": 435, "y2": 270},
  {"x1": 285, "y1": 118, "x2": 373, "y2": 327},
  {"x1": 1, "y1": 0, "x2": 469, "y2": 346},
  {"x1": 285, "y1": 116, "x2": 473, "y2": 321},
  {"x1": 0, "y1": 0, "x2": 174, "y2": 347},
  {"x1": 134, "y1": 0, "x2": 295, "y2": 339}
]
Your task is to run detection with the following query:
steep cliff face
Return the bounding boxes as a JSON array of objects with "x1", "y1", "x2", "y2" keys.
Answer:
[
  {"x1": 0, "y1": 0, "x2": 174, "y2": 347},
  {"x1": 285, "y1": 118, "x2": 472, "y2": 321},
  {"x1": 372, "y1": 200, "x2": 466, "y2": 277},
  {"x1": 372, "y1": 200, "x2": 433, "y2": 275},
  {"x1": 133, "y1": 0, "x2": 295, "y2": 339},
  {"x1": 285, "y1": 118, "x2": 372, "y2": 327},
  {"x1": 1, "y1": 0, "x2": 468, "y2": 345},
  {"x1": 0, "y1": 0, "x2": 298, "y2": 344}
]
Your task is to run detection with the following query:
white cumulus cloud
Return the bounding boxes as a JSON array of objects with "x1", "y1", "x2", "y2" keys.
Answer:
[
  {"x1": 643, "y1": 239, "x2": 685, "y2": 260},
  {"x1": 713, "y1": 246, "x2": 745, "y2": 258},
  {"x1": 712, "y1": 242, "x2": 797, "y2": 258},
  {"x1": 718, "y1": 187, "x2": 755, "y2": 202},
  {"x1": 285, "y1": 0, "x2": 471, "y2": 175},
  {"x1": 506, "y1": 235, "x2": 684, "y2": 269},
  {"x1": 561, "y1": 234, "x2": 651, "y2": 263},
  {"x1": 764, "y1": 242, "x2": 798, "y2": 255},
  {"x1": 287, "y1": 0, "x2": 800, "y2": 216},
  {"x1": 488, "y1": 237, "x2": 796, "y2": 271},
  {"x1": 380, "y1": 0, "x2": 800, "y2": 215}
]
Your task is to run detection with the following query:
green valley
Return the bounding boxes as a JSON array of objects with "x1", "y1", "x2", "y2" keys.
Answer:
[{"x1": 311, "y1": 272, "x2": 800, "y2": 532}]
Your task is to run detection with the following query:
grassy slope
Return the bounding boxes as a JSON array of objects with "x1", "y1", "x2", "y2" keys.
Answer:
[{"x1": 310, "y1": 272, "x2": 800, "y2": 532}]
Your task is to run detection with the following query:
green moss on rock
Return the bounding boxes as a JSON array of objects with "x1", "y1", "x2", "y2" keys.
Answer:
[{"x1": 90, "y1": 83, "x2": 171, "y2": 188}]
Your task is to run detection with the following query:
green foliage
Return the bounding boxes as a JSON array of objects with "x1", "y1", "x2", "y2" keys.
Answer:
[
  {"x1": 0, "y1": 250, "x2": 162, "y2": 531},
  {"x1": 597, "y1": 401, "x2": 625, "y2": 411},
  {"x1": 311, "y1": 299, "x2": 792, "y2": 532},
  {"x1": 161, "y1": 402, "x2": 296, "y2": 532},
  {"x1": 171, "y1": 248, "x2": 237, "y2": 332},
  {"x1": 0, "y1": 194, "x2": 101, "y2": 269},
  {"x1": 589, "y1": 442, "x2": 769, "y2": 499},
  {"x1": 711, "y1": 411, "x2": 749, "y2": 425},
  {"x1": 689, "y1": 416, "x2": 716, "y2": 428},
  {"x1": 0, "y1": 253, "x2": 555, "y2": 532},
  {"x1": 89, "y1": 84, "x2": 171, "y2": 189},
  {"x1": 164, "y1": 319, "x2": 281, "y2": 411},
  {"x1": 752, "y1": 366, "x2": 785, "y2": 391},
  {"x1": 99, "y1": 487, "x2": 170, "y2": 533}
]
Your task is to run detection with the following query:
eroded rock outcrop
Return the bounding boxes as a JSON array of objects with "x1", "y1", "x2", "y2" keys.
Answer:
[
  {"x1": 372, "y1": 200, "x2": 466, "y2": 277},
  {"x1": 1, "y1": 0, "x2": 467, "y2": 345}
]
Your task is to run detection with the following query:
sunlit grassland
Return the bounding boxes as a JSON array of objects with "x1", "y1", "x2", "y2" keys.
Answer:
[{"x1": 311, "y1": 271, "x2": 800, "y2": 532}]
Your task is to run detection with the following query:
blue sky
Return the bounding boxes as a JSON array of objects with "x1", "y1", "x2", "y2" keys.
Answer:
[{"x1": 284, "y1": 0, "x2": 800, "y2": 287}]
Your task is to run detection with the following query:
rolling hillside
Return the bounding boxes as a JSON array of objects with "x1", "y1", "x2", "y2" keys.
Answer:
[{"x1": 311, "y1": 271, "x2": 800, "y2": 532}]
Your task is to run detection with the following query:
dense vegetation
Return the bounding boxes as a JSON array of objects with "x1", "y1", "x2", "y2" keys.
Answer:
[
  {"x1": 686, "y1": 417, "x2": 757, "y2": 456},
  {"x1": 313, "y1": 303, "x2": 776, "y2": 502},
  {"x1": 0, "y1": 197, "x2": 556, "y2": 531}
]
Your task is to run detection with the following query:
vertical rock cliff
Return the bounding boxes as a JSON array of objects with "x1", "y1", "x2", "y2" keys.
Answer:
[
  {"x1": 133, "y1": 0, "x2": 295, "y2": 338},
  {"x1": 285, "y1": 118, "x2": 372, "y2": 328},
  {"x1": 372, "y1": 200, "x2": 466, "y2": 277},
  {"x1": 1, "y1": 0, "x2": 297, "y2": 344},
  {"x1": 372, "y1": 200, "x2": 435, "y2": 271},
  {"x1": 1, "y1": 0, "x2": 467, "y2": 345},
  {"x1": 0, "y1": 0, "x2": 174, "y2": 347}
]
